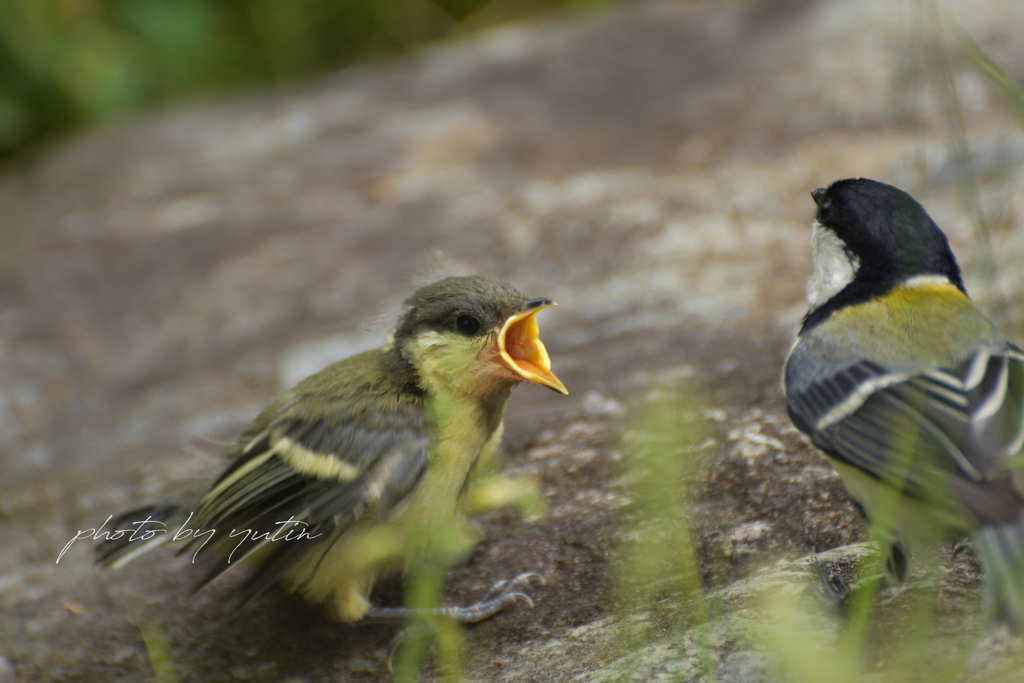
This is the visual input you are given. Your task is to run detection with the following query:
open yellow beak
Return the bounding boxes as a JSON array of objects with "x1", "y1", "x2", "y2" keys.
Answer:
[{"x1": 497, "y1": 299, "x2": 568, "y2": 394}]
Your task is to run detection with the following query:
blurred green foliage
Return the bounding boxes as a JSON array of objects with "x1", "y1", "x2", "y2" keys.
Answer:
[
  {"x1": 949, "y1": 13, "x2": 1024, "y2": 129},
  {"x1": 0, "y1": 0, "x2": 581, "y2": 156},
  {"x1": 612, "y1": 382, "x2": 718, "y2": 676},
  {"x1": 135, "y1": 609, "x2": 179, "y2": 683}
]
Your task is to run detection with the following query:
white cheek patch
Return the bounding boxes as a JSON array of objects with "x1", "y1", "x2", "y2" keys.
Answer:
[
  {"x1": 407, "y1": 330, "x2": 494, "y2": 394},
  {"x1": 401, "y1": 331, "x2": 445, "y2": 381},
  {"x1": 806, "y1": 221, "x2": 859, "y2": 311},
  {"x1": 413, "y1": 330, "x2": 447, "y2": 352}
]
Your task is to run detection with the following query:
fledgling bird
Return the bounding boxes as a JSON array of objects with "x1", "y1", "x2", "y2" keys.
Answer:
[
  {"x1": 784, "y1": 178, "x2": 1024, "y2": 620},
  {"x1": 97, "y1": 275, "x2": 567, "y2": 623}
]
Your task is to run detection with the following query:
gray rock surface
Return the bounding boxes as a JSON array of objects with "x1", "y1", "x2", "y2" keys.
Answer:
[{"x1": 2, "y1": 0, "x2": 1024, "y2": 681}]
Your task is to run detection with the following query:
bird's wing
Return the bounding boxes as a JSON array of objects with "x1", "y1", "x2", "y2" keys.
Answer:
[
  {"x1": 786, "y1": 346, "x2": 1024, "y2": 524},
  {"x1": 185, "y1": 391, "x2": 429, "y2": 597}
]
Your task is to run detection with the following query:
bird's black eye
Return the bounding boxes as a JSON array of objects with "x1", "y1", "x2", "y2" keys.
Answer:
[{"x1": 456, "y1": 314, "x2": 481, "y2": 336}]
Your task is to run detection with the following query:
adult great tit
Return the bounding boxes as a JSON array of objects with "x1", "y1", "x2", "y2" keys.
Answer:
[
  {"x1": 784, "y1": 178, "x2": 1024, "y2": 620},
  {"x1": 96, "y1": 275, "x2": 567, "y2": 623}
]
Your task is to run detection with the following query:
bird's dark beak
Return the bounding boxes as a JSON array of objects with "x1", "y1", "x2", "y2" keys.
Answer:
[
  {"x1": 497, "y1": 299, "x2": 568, "y2": 394},
  {"x1": 811, "y1": 187, "x2": 828, "y2": 209}
]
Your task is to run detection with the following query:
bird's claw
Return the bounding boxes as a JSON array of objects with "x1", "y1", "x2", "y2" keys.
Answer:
[
  {"x1": 480, "y1": 571, "x2": 544, "y2": 603},
  {"x1": 385, "y1": 628, "x2": 405, "y2": 674},
  {"x1": 479, "y1": 578, "x2": 510, "y2": 603},
  {"x1": 450, "y1": 571, "x2": 545, "y2": 623},
  {"x1": 503, "y1": 592, "x2": 533, "y2": 609},
  {"x1": 382, "y1": 572, "x2": 545, "y2": 671}
]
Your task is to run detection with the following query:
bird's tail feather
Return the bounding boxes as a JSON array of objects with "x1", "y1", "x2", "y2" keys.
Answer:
[{"x1": 95, "y1": 504, "x2": 184, "y2": 569}]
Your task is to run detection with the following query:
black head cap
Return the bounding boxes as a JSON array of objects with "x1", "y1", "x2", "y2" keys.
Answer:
[
  {"x1": 812, "y1": 178, "x2": 965, "y2": 292},
  {"x1": 393, "y1": 275, "x2": 527, "y2": 344}
]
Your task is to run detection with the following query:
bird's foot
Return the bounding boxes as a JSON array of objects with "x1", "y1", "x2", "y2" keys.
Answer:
[
  {"x1": 446, "y1": 572, "x2": 544, "y2": 623},
  {"x1": 374, "y1": 572, "x2": 545, "y2": 673},
  {"x1": 365, "y1": 572, "x2": 544, "y2": 624},
  {"x1": 384, "y1": 622, "x2": 429, "y2": 674}
]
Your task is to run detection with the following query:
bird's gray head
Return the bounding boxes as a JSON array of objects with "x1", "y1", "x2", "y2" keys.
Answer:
[
  {"x1": 391, "y1": 276, "x2": 566, "y2": 396},
  {"x1": 394, "y1": 276, "x2": 528, "y2": 344}
]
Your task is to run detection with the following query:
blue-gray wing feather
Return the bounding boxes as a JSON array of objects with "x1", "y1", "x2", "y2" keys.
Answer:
[{"x1": 786, "y1": 343, "x2": 1024, "y2": 524}]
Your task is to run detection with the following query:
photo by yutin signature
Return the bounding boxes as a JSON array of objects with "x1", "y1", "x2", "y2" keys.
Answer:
[{"x1": 57, "y1": 514, "x2": 322, "y2": 565}]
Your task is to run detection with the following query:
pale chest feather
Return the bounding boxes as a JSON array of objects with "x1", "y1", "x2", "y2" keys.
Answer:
[{"x1": 396, "y1": 392, "x2": 503, "y2": 527}]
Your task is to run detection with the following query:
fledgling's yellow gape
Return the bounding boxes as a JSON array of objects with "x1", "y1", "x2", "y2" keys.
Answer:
[
  {"x1": 97, "y1": 275, "x2": 567, "y2": 623},
  {"x1": 784, "y1": 178, "x2": 1024, "y2": 622}
]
